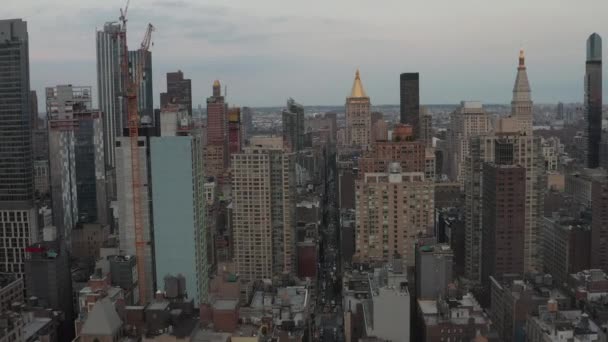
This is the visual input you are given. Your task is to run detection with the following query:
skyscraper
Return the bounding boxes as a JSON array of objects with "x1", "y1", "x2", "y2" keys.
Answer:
[
  {"x1": 205, "y1": 80, "x2": 228, "y2": 182},
  {"x1": 282, "y1": 98, "x2": 305, "y2": 151},
  {"x1": 447, "y1": 101, "x2": 491, "y2": 184},
  {"x1": 585, "y1": 33, "x2": 602, "y2": 168},
  {"x1": 47, "y1": 85, "x2": 108, "y2": 242},
  {"x1": 480, "y1": 163, "x2": 525, "y2": 292},
  {"x1": 160, "y1": 70, "x2": 192, "y2": 115},
  {"x1": 0, "y1": 19, "x2": 38, "y2": 276},
  {"x1": 345, "y1": 70, "x2": 371, "y2": 147},
  {"x1": 151, "y1": 111, "x2": 208, "y2": 304},
  {"x1": 355, "y1": 163, "x2": 434, "y2": 268},
  {"x1": 511, "y1": 49, "x2": 533, "y2": 133},
  {"x1": 465, "y1": 124, "x2": 545, "y2": 281},
  {"x1": 399, "y1": 73, "x2": 420, "y2": 137},
  {"x1": 228, "y1": 107, "x2": 242, "y2": 155},
  {"x1": 231, "y1": 147, "x2": 296, "y2": 282},
  {"x1": 128, "y1": 50, "x2": 153, "y2": 123},
  {"x1": 96, "y1": 22, "x2": 125, "y2": 168}
]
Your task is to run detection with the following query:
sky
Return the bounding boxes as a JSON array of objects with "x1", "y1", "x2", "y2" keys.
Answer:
[{"x1": 6, "y1": 0, "x2": 608, "y2": 108}]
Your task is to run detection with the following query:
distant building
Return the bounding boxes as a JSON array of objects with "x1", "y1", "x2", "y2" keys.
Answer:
[
  {"x1": 565, "y1": 168, "x2": 606, "y2": 208},
  {"x1": 359, "y1": 135, "x2": 426, "y2": 174},
  {"x1": 205, "y1": 80, "x2": 228, "y2": 183},
  {"x1": 585, "y1": 33, "x2": 602, "y2": 168},
  {"x1": 160, "y1": 70, "x2": 192, "y2": 115},
  {"x1": 128, "y1": 50, "x2": 153, "y2": 122},
  {"x1": 415, "y1": 244, "x2": 453, "y2": 300},
  {"x1": 282, "y1": 98, "x2": 305, "y2": 151},
  {"x1": 511, "y1": 49, "x2": 533, "y2": 134},
  {"x1": 346, "y1": 70, "x2": 371, "y2": 147},
  {"x1": 447, "y1": 101, "x2": 491, "y2": 183},
  {"x1": 399, "y1": 73, "x2": 420, "y2": 138},
  {"x1": 355, "y1": 163, "x2": 434, "y2": 268},
  {"x1": 228, "y1": 107, "x2": 243, "y2": 155},
  {"x1": 419, "y1": 107, "x2": 433, "y2": 147}
]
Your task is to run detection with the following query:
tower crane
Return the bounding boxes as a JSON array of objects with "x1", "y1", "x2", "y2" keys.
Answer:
[{"x1": 119, "y1": 0, "x2": 155, "y2": 304}]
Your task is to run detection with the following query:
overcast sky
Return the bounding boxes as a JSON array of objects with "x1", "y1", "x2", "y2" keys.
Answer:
[{"x1": 7, "y1": 0, "x2": 608, "y2": 108}]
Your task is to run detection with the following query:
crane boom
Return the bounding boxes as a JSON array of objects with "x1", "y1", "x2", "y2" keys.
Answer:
[{"x1": 119, "y1": 0, "x2": 154, "y2": 304}]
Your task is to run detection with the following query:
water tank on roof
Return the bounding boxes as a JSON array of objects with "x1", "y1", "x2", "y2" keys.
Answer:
[{"x1": 164, "y1": 275, "x2": 178, "y2": 298}]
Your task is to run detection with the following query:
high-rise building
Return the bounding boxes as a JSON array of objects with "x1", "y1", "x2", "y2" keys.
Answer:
[
  {"x1": 591, "y1": 178, "x2": 608, "y2": 271},
  {"x1": 96, "y1": 22, "x2": 126, "y2": 168},
  {"x1": 128, "y1": 50, "x2": 153, "y2": 123},
  {"x1": 359, "y1": 138, "x2": 426, "y2": 174},
  {"x1": 399, "y1": 73, "x2": 420, "y2": 137},
  {"x1": 465, "y1": 126, "x2": 545, "y2": 281},
  {"x1": 0, "y1": 19, "x2": 38, "y2": 276},
  {"x1": 447, "y1": 101, "x2": 491, "y2": 183},
  {"x1": 115, "y1": 127, "x2": 158, "y2": 303},
  {"x1": 511, "y1": 49, "x2": 533, "y2": 133},
  {"x1": 151, "y1": 111, "x2": 208, "y2": 304},
  {"x1": 282, "y1": 98, "x2": 305, "y2": 151},
  {"x1": 205, "y1": 80, "x2": 228, "y2": 182},
  {"x1": 585, "y1": 33, "x2": 602, "y2": 168},
  {"x1": 160, "y1": 70, "x2": 192, "y2": 115},
  {"x1": 241, "y1": 106, "x2": 253, "y2": 140},
  {"x1": 557, "y1": 102, "x2": 564, "y2": 120},
  {"x1": 346, "y1": 70, "x2": 371, "y2": 147},
  {"x1": 480, "y1": 163, "x2": 526, "y2": 291},
  {"x1": 47, "y1": 85, "x2": 108, "y2": 242},
  {"x1": 231, "y1": 147, "x2": 296, "y2": 282},
  {"x1": 419, "y1": 106, "x2": 433, "y2": 147},
  {"x1": 228, "y1": 107, "x2": 242, "y2": 155},
  {"x1": 355, "y1": 163, "x2": 434, "y2": 268}
]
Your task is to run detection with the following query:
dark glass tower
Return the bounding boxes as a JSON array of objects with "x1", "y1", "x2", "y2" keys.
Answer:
[
  {"x1": 585, "y1": 33, "x2": 602, "y2": 168},
  {"x1": 0, "y1": 19, "x2": 34, "y2": 205},
  {"x1": 400, "y1": 73, "x2": 420, "y2": 137}
]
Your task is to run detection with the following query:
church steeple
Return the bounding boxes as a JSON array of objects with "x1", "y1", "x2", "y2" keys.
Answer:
[{"x1": 349, "y1": 69, "x2": 368, "y2": 98}]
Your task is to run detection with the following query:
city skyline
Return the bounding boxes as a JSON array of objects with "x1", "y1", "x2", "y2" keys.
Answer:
[{"x1": 6, "y1": 0, "x2": 608, "y2": 108}]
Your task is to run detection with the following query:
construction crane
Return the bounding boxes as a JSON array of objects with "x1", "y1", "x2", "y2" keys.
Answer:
[{"x1": 119, "y1": 0, "x2": 155, "y2": 304}]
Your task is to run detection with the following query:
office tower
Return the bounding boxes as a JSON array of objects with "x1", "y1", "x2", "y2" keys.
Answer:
[
  {"x1": 592, "y1": 178, "x2": 608, "y2": 271},
  {"x1": 96, "y1": 22, "x2": 126, "y2": 168},
  {"x1": 151, "y1": 111, "x2": 208, "y2": 304},
  {"x1": 228, "y1": 107, "x2": 242, "y2": 155},
  {"x1": 47, "y1": 85, "x2": 108, "y2": 242},
  {"x1": 557, "y1": 102, "x2": 564, "y2": 120},
  {"x1": 465, "y1": 126, "x2": 545, "y2": 281},
  {"x1": 480, "y1": 163, "x2": 525, "y2": 291},
  {"x1": 241, "y1": 106, "x2": 253, "y2": 140},
  {"x1": 231, "y1": 147, "x2": 296, "y2": 282},
  {"x1": 419, "y1": 106, "x2": 433, "y2": 147},
  {"x1": 115, "y1": 127, "x2": 158, "y2": 303},
  {"x1": 128, "y1": 50, "x2": 153, "y2": 123},
  {"x1": 160, "y1": 70, "x2": 192, "y2": 115},
  {"x1": 354, "y1": 163, "x2": 434, "y2": 268},
  {"x1": 447, "y1": 101, "x2": 491, "y2": 183},
  {"x1": 585, "y1": 33, "x2": 602, "y2": 168},
  {"x1": 25, "y1": 238, "x2": 73, "y2": 340},
  {"x1": 282, "y1": 98, "x2": 305, "y2": 151},
  {"x1": 399, "y1": 73, "x2": 420, "y2": 137},
  {"x1": 345, "y1": 69, "x2": 371, "y2": 147},
  {"x1": 0, "y1": 19, "x2": 38, "y2": 276},
  {"x1": 205, "y1": 80, "x2": 228, "y2": 182},
  {"x1": 511, "y1": 49, "x2": 533, "y2": 133},
  {"x1": 415, "y1": 244, "x2": 453, "y2": 300}
]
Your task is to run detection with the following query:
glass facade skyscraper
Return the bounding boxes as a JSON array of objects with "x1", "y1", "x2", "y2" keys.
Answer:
[
  {"x1": 585, "y1": 33, "x2": 602, "y2": 168},
  {"x1": 400, "y1": 72, "x2": 420, "y2": 137}
]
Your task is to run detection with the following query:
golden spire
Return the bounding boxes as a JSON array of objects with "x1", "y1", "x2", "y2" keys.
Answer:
[
  {"x1": 213, "y1": 80, "x2": 220, "y2": 87},
  {"x1": 519, "y1": 49, "x2": 525, "y2": 67},
  {"x1": 350, "y1": 68, "x2": 367, "y2": 98}
]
